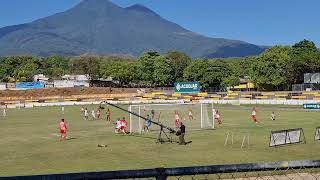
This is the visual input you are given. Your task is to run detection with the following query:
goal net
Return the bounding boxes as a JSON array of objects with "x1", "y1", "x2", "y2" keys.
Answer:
[{"x1": 128, "y1": 103, "x2": 214, "y2": 133}]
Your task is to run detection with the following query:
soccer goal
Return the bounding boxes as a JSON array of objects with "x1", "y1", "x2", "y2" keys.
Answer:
[{"x1": 128, "y1": 103, "x2": 214, "y2": 133}]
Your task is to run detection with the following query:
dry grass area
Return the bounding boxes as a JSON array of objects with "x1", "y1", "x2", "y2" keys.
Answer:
[{"x1": 0, "y1": 87, "x2": 139, "y2": 101}]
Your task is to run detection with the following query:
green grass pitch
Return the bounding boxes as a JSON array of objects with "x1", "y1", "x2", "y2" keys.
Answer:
[{"x1": 0, "y1": 104, "x2": 319, "y2": 176}]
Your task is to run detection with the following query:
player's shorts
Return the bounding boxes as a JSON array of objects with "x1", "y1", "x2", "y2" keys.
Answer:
[
  {"x1": 251, "y1": 115, "x2": 257, "y2": 121},
  {"x1": 175, "y1": 120, "x2": 181, "y2": 126},
  {"x1": 60, "y1": 129, "x2": 66, "y2": 134},
  {"x1": 146, "y1": 122, "x2": 152, "y2": 127},
  {"x1": 120, "y1": 126, "x2": 126, "y2": 129}
]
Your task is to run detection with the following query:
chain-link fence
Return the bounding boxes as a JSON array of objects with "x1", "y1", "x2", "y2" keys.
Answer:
[{"x1": 1, "y1": 160, "x2": 319, "y2": 180}]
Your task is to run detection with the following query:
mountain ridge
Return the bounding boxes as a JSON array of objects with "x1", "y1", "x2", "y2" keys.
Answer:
[
  {"x1": 0, "y1": 0, "x2": 266, "y2": 58},
  {"x1": 126, "y1": 4, "x2": 160, "y2": 16}
]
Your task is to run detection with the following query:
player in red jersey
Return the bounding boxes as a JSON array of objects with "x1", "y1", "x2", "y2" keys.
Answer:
[
  {"x1": 188, "y1": 107, "x2": 193, "y2": 121},
  {"x1": 106, "y1": 109, "x2": 111, "y2": 122},
  {"x1": 97, "y1": 109, "x2": 102, "y2": 120},
  {"x1": 174, "y1": 111, "x2": 181, "y2": 127},
  {"x1": 251, "y1": 107, "x2": 257, "y2": 123},
  {"x1": 119, "y1": 117, "x2": 128, "y2": 134},
  {"x1": 215, "y1": 110, "x2": 221, "y2": 127},
  {"x1": 59, "y1": 119, "x2": 68, "y2": 141}
]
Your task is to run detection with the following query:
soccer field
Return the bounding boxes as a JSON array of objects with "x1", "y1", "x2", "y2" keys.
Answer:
[{"x1": 0, "y1": 103, "x2": 319, "y2": 177}]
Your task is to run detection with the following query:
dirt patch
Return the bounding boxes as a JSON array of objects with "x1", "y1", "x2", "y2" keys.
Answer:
[{"x1": 0, "y1": 87, "x2": 142, "y2": 101}]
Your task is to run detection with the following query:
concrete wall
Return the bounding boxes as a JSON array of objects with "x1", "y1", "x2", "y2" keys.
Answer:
[{"x1": 3, "y1": 99, "x2": 320, "y2": 109}]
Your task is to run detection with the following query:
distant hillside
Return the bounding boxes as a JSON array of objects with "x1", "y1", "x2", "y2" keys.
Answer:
[{"x1": 0, "y1": 0, "x2": 266, "y2": 58}]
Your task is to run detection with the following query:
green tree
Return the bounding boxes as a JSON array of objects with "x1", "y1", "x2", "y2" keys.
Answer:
[
  {"x1": 153, "y1": 56, "x2": 174, "y2": 87},
  {"x1": 165, "y1": 51, "x2": 192, "y2": 82},
  {"x1": 221, "y1": 76, "x2": 240, "y2": 89},
  {"x1": 183, "y1": 60, "x2": 228, "y2": 90},
  {"x1": 0, "y1": 56, "x2": 40, "y2": 82},
  {"x1": 138, "y1": 51, "x2": 160, "y2": 85},
  {"x1": 249, "y1": 46, "x2": 291, "y2": 90},
  {"x1": 292, "y1": 39, "x2": 318, "y2": 54},
  {"x1": 19, "y1": 62, "x2": 39, "y2": 81},
  {"x1": 69, "y1": 55, "x2": 102, "y2": 80},
  {"x1": 42, "y1": 56, "x2": 69, "y2": 79},
  {"x1": 287, "y1": 40, "x2": 320, "y2": 84},
  {"x1": 220, "y1": 58, "x2": 252, "y2": 88},
  {"x1": 101, "y1": 61, "x2": 140, "y2": 86}
]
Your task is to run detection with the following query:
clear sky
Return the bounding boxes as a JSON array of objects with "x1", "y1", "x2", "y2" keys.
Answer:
[{"x1": 0, "y1": 0, "x2": 319, "y2": 46}]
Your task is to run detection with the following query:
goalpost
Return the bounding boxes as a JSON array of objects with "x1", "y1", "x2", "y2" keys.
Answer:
[{"x1": 128, "y1": 103, "x2": 215, "y2": 133}]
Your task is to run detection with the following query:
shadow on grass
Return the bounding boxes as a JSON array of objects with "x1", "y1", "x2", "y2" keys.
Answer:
[
  {"x1": 67, "y1": 137, "x2": 77, "y2": 140},
  {"x1": 127, "y1": 134, "x2": 158, "y2": 140}
]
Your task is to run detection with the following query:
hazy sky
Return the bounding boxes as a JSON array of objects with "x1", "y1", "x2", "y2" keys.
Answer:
[{"x1": 0, "y1": 0, "x2": 319, "y2": 46}]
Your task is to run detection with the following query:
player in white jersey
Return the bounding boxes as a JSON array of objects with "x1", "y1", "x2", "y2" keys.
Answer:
[
  {"x1": 91, "y1": 110, "x2": 96, "y2": 120},
  {"x1": 115, "y1": 118, "x2": 121, "y2": 133},
  {"x1": 84, "y1": 108, "x2": 89, "y2": 120},
  {"x1": 3, "y1": 108, "x2": 6, "y2": 117},
  {"x1": 271, "y1": 112, "x2": 276, "y2": 121}
]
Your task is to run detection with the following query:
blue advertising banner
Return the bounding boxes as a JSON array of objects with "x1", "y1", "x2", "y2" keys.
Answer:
[
  {"x1": 16, "y1": 82, "x2": 45, "y2": 89},
  {"x1": 303, "y1": 104, "x2": 320, "y2": 109},
  {"x1": 174, "y1": 82, "x2": 200, "y2": 93}
]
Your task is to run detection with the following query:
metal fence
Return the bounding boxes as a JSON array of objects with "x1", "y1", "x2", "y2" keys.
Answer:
[{"x1": 1, "y1": 160, "x2": 319, "y2": 180}]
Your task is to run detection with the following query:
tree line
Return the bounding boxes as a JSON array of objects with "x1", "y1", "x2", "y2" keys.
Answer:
[{"x1": 0, "y1": 39, "x2": 319, "y2": 91}]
